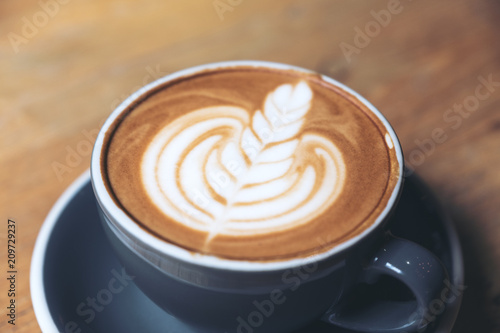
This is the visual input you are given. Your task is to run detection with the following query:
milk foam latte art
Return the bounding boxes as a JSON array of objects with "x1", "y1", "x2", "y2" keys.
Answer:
[
  {"x1": 141, "y1": 81, "x2": 345, "y2": 244},
  {"x1": 103, "y1": 66, "x2": 400, "y2": 261}
]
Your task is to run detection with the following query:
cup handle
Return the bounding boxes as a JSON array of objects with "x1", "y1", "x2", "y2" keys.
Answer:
[{"x1": 321, "y1": 236, "x2": 448, "y2": 332}]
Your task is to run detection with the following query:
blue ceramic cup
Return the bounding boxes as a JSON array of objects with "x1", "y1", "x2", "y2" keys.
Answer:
[{"x1": 91, "y1": 61, "x2": 448, "y2": 333}]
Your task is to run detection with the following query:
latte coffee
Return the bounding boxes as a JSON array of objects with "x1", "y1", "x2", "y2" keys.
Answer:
[{"x1": 101, "y1": 65, "x2": 400, "y2": 261}]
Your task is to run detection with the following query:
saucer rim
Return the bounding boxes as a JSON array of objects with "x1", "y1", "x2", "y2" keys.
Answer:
[
  {"x1": 30, "y1": 169, "x2": 464, "y2": 333},
  {"x1": 411, "y1": 173, "x2": 464, "y2": 333},
  {"x1": 30, "y1": 170, "x2": 91, "y2": 333}
]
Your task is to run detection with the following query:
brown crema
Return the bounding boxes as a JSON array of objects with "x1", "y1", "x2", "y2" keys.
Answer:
[{"x1": 102, "y1": 66, "x2": 400, "y2": 261}]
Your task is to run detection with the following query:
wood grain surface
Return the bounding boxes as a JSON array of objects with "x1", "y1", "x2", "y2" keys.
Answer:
[{"x1": 1, "y1": 0, "x2": 499, "y2": 332}]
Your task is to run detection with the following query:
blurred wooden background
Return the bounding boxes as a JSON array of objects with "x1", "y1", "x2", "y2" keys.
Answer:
[{"x1": 1, "y1": 0, "x2": 499, "y2": 332}]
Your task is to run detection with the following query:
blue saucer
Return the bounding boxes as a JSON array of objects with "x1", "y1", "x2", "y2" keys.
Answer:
[{"x1": 31, "y1": 171, "x2": 463, "y2": 333}]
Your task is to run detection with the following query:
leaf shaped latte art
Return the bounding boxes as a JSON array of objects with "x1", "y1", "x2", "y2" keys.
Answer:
[{"x1": 141, "y1": 81, "x2": 346, "y2": 244}]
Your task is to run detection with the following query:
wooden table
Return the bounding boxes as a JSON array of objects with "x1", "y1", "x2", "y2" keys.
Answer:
[{"x1": 1, "y1": 0, "x2": 499, "y2": 332}]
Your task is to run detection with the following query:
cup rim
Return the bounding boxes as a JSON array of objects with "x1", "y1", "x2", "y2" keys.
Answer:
[{"x1": 90, "y1": 60, "x2": 405, "y2": 272}]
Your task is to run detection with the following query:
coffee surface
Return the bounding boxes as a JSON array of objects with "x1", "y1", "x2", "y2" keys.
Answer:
[{"x1": 102, "y1": 66, "x2": 400, "y2": 261}]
